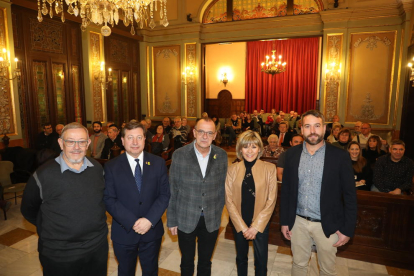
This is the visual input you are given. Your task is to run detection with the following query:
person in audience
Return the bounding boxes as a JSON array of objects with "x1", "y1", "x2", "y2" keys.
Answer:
[
  {"x1": 103, "y1": 121, "x2": 114, "y2": 136},
  {"x1": 288, "y1": 112, "x2": 299, "y2": 130},
  {"x1": 36, "y1": 148, "x2": 59, "y2": 168},
  {"x1": 362, "y1": 135, "x2": 386, "y2": 167},
  {"x1": 372, "y1": 140, "x2": 414, "y2": 194},
  {"x1": 22, "y1": 122, "x2": 108, "y2": 275},
  {"x1": 262, "y1": 134, "x2": 284, "y2": 158},
  {"x1": 104, "y1": 121, "x2": 170, "y2": 276},
  {"x1": 271, "y1": 116, "x2": 282, "y2": 134},
  {"x1": 89, "y1": 121, "x2": 107, "y2": 159},
  {"x1": 140, "y1": 120, "x2": 152, "y2": 140},
  {"x1": 211, "y1": 115, "x2": 222, "y2": 145},
  {"x1": 277, "y1": 121, "x2": 292, "y2": 147},
  {"x1": 55, "y1": 124, "x2": 64, "y2": 136},
  {"x1": 259, "y1": 109, "x2": 266, "y2": 134},
  {"x1": 264, "y1": 112, "x2": 275, "y2": 137},
  {"x1": 326, "y1": 123, "x2": 342, "y2": 143},
  {"x1": 279, "y1": 110, "x2": 289, "y2": 121},
  {"x1": 226, "y1": 114, "x2": 241, "y2": 147},
  {"x1": 348, "y1": 142, "x2": 372, "y2": 191},
  {"x1": 167, "y1": 118, "x2": 228, "y2": 276},
  {"x1": 182, "y1": 117, "x2": 191, "y2": 134},
  {"x1": 170, "y1": 116, "x2": 188, "y2": 150},
  {"x1": 201, "y1": 112, "x2": 209, "y2": 119},
  {"x1": 293, "y1": 119, "x2": 302, "y2": 134},
  {"x1": 280, "y1": 109, "x2": 357, "y2": 276},
  {"x1": 277, "y1": 134, "x2": 304, "y2": 181},
  {"x1": 242, "y1": 113, "x2": 254, "y2": 131},
  {"x1": 225, "y1": 130, "x2": 277, "y2": 276},
  {"x1": 162, "y1": 117, "x2": 172, "y2": 133},
  {"x1": 151, "y1": 124, "x2": 170, "y2": 156},
  {"x1": 351, "y1": 121, "x2": 362, "y2": 138},
  {"x1": 331, "y1": 128, "x2": 352, "y2": 150},
  {"x1": 35, "y1": 122, "x2": 57, "y2": 150},
  {"x1": 101, "y1": 124, "x2": 124, "y2": 160},
  {"x1": 353, "y1": 123, "x2": 387, "y2": 149},
  {"x1": 324, "y1": 115, "x2": 343, "y2": 140},
  {"x1": 144, "y1": 118, "x2": 153, "y2": 138},
  {"x1": 239, "y1": 112, "x2": 246, "y2": 122}
]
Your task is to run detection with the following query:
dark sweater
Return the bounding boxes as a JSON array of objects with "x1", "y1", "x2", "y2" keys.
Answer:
[
  {"x1": 21, "y1": 158, "x2": 108, "y2": 259},
  {"x1": 352, "y1": 160, "x2": 373, "y2": 191},
  {"x1": 242, "y1": 159, "x2": 256, "y2": 226}
]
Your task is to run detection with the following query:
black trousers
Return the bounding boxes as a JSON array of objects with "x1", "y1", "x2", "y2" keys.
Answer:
[
  {"x1": 39, "y1": 239, "x2": 108, "y2": 276},
  {"x1": 226, "y1": 126, "x2": 237, "y2": 146},
  {"x1": 178, "y1": 216, "x2": 219, "y2": 276},
  {"x1": 113, "y1": 238, "x2": 162, "y2": 276},
  {"x1": 232, "y1": 224, "x2": 269, "y2": 276}
]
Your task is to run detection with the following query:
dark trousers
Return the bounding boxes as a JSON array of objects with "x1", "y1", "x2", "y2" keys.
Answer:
[
  {"x1": 226, "y1": 126, "x2": 237, "y2": 146},
  {"x1": 232, "y1": 224, "x2": 269, "y2": 276},
  {"x1": 113, "y1": 238, "x2": 162, "y2": 276},
  {"x1": 39, "y1": 239, "x2": 108, "y2": 276},
  {"x1": 178, "y1": 216, "x2": 219, "y2": 276}
]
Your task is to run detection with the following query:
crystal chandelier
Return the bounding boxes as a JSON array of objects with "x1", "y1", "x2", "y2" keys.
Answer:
[
  {"x1": 37, "y1": 0, "x2": 169, "y2": 36},
  {"x1": 261, "y1": 50, "x2": 286, "y2": 75}
]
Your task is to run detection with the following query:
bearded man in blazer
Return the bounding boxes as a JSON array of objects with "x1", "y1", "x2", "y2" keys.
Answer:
[
  {"x1": 280, "y1": 110, "x2": 357, "y2": 276},
  {"x1": 104, "y1": 121, "x2": 170, "y2": 276},
  {"x1": 167, "y1": 117, "x2": 228, "y2": 276}
]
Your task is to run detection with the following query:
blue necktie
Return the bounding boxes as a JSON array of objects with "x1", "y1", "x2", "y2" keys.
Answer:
[{"x1": 134, "y1": 159, "x2": 142, "y2": 193}]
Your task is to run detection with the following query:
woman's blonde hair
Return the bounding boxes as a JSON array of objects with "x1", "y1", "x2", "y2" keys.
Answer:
[{"x1": 236, "y1": 130, "x2": 264, "y2": 160}]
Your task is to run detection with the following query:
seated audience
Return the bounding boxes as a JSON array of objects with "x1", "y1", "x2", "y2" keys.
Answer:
[
  {"x1": 362, "y1": 135, "x2": 386, "y2": 167},
  {"x1": 151, "y1": 124, "x2": 170, "y2": 156},
  {"x1": 170, "y1": 116, "x2": 188, "y2": 150},
  {"x1": 103, "y1": 121, "x2": 114, "y2": 136},
  {"x1": 288, "y1": 112, "x2": 299, "y2": 129},
  {"x1": 145, "y1": 118, "x2": 154, "y2": 138},
  {"x1": 353, "y1": 123, "x2": 386, "y2": 149},
  {"x1": 351, "y1": 121, "x2": 362, "y2": 138},
  {"x1": 326, "y1": 123, "x2": 342, "y2": 143},
  {"x1": 201, "y1": 112, "x2": 209, "y2": 118},
  {"x1": 101, "y1": 124, "x2": 124, "y2": 159},
  {"x1": 55, "y1": 124, "x2": 64, "y2": 137},
  {"x1": 293, "y1": 119, "x2": 302, "y2": 134},
  {"x1": 35, "y1": 122, "x2": 58, "y2": 150},
  {"x1": 324, "y1": 115, "x2": 343, "y2": 140},
  {"x1": 239, "y1": 112, "x2": 246, "y2": 122},
  {"x1": 226, "y1": 114, "x2": 241, "y2": 147},
  {"x1": 277, "y1": 134, "x2": 304, "y2": 181},
  {"x1": 212, "y1": 115, "x2": 222, "y2": 145},
  {"x1": 262, "y1": 134, "x2": 284, "y2": 158},
  {"x1": 372, "y1": 140, "x2": 414, "y2": 194},
  {"x1": 348, "y1": 142, "x2": 372, "y2": 191},
  {"x1": 162, "y1": 117, "x2": 172, "y2": 133},
  {"x1": 242, "y1": 114, "x2": 255, "y2": 131},
  {"x1": 89, "y1": 121, "x2": 107, "y2": 159},
  {"x1": 276, "y1": 122, "x2": 292, "y2": 147},
  {"x1": 182, "y1": 116, "x2": 191, "y2": 134},
  {"x1": 264, "y1": 110, "x2": 275, "y2": 136},
  {"x1": 271, "y1": 116, "x2": 282, "y2": 134},
  {"x1": 279, "y1": 110, "x2": 289, "y2": 121},
  {"x1": 332, "y1": 128, "x2": 352, "y2": 150}
]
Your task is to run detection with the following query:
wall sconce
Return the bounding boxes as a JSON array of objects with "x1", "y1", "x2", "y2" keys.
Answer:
[
  {"x1": 0, "y1": 48, "x2": 21, "y2": 81},
  {"x1": 408, "y1": 58, "x2": 414, "y2": 87},
  {"x1": 220, "y1": 72, "x2": 228, "y2": 87},
  {"x1": 325, "y1": 62, "x2": 341, "y2": 82},
  {"x1": 182, "y1": 65, "x2": 195, "y2": 85},
  {"x1": 94, "y1": 61, "x2": 112, "y2": 89}
]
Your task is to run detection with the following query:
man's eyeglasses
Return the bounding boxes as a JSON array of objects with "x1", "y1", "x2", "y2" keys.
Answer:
[
  {"x1": 194, "y1": 129, "x2": 215, "y2": 138},
  {"x1": 62, "y1": 140, "x2": 88, "y2": 147}
]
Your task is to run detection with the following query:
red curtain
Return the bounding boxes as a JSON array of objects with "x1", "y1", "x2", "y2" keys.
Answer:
[{"x1": 245, "y1": 38, "x2": 319, "y2": 114}]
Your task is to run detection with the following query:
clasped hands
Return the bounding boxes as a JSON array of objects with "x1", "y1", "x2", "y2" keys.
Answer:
[
  {"x1": 133, "y1": 218, "x2": 152, "y2": 235},
  {"x1": 242, "y1": 226, "x2": 258, "y2": 240}
]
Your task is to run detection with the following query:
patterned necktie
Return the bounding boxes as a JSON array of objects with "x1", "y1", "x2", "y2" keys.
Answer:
[{"x1": 134, "y1": 159, "x2": 142, "y2": 193}]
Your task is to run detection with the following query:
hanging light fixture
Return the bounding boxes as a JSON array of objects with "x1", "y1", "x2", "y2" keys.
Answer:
[
  {"x1": 260, "y1": 49, "x2": 286, "y2": 75},
  {"x1": 37, "y1": 0, "x2": 169, "y2": 36}
]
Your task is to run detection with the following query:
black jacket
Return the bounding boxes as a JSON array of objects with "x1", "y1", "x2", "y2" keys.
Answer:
[{"x1": 280, "y1": 143, "x2": 357, "y2": 238}]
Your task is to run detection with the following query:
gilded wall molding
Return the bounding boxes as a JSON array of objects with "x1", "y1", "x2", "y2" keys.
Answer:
[
  {"x1": 90, "y1": 32, "x2": 104, "y2": 122},
  {"x1": 185, "y1": 43, "x2": 197, "y2": 118},
  {"x1": 324, "y1": 34, "x2": 343, "y2": 122}
]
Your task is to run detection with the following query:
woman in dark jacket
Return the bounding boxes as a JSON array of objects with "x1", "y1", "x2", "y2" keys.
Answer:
[
  {"x1": 362, "y1": 135, "x2": 386, "y2": 168},
  {"x1": 348, "y1": 141, "x2": 372, "y2": 191}
]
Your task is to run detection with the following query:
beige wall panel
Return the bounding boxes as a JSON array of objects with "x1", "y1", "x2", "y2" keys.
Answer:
[
  {"x1": 90, "y1": 32, "x2": 104, "y2": 122},
  {"x1": 346, "y1": 31, "x2": 396, "y2": 125},
  {"x1": 205, "y1": 42, "x2": 246, "y2": 99},
  {"x1": 185, "y1": 43, "x2": 197, "y2": 117},
  {"x1": 153, "y1": 45, "x2": 181, "y2": 117}
]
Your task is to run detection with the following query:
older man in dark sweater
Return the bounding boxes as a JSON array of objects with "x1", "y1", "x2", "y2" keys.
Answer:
[{"x1": 21, "y1": 122, "x2": 108, "y2": 276}]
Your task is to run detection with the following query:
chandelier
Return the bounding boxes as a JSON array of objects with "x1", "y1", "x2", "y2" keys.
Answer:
[
  {"x1": 261, "y1": 50, "x2": 286, "y2": 75},
  {"x1": 37, "y1": 0, "x2": 169, "y2": 36}
]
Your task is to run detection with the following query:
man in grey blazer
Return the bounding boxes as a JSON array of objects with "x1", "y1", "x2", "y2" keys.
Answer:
[
  {"x1": 89, "y1": 121, "x2": 107, "y2": 159},
  {"x1": 167, "y1": 118, "x2": 228, "y2": 276}
]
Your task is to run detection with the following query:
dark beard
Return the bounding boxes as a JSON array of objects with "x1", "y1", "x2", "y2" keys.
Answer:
[
  {"x1": 304, "y1": 133, "x2": 323, "y2": 145},
  {"x1": 94, "y1": 129, "x2": 101, "y2": 134}
]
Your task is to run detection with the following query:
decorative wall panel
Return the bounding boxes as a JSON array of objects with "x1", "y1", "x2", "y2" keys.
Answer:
[
  {"x1": 72, "y1": 65, "x2": 82, "y2": 123},
  {"x1": 90, "y1": 32, "x2": 103, "y2": 122},
  {"x1": 324, "y1": 34, "x2": 343, "y2": 122},
  {"x1": 134, "y1": 73, "x2": 138, "y2": 118},
  {"x1": 346, "y1": 32, "x2": 396, "y2": 125},
  {"x1": 52, "y1": 63, "x2": 66, "y2": 124},
  {"x1": 110, "y1": 39, "x2": 129, "y2": 64},
  {"x1": 233, "y1": 0, "x2": 287, "y2": 20},
  {"x1": 153, "y1": 45, "x2": 181, "y2": 117},
  {"x1": 185, "y1": 43, "x2": 197, "y2": 117},
  {"x1": 33, "y1": 61, "x2": 50, "y2": 131},
  {"x1": 122, "y1": 72, "x2": 129, "y2": 122},
  {"x1": 29, "y1": 18, "x2": 63, "y2": 54},
  {"x1": 112, "y1": 69, "x2": 119, "y2": 124},
  {"x1": 203, "y1": 0, "x2": 227, "y2": 23},
  {"x1": 0, "y1": 7, "x2": 15, "y2": 135}
]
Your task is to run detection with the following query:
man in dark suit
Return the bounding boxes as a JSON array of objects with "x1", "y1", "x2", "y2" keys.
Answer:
[
  {"x1": 276, "y1": 121, "x2": 293, "y2": 147},
  {"x1": 101, "y1": 124, "x2": 124, "y2": 159},
  {"x1": 167, "y1": 118, "x2": 228, "y2": 276},
  {"x1": 104, "y1": 121, "x2": 170, "y2": 276},
  {"x1": 280, "y1": 110, "x2": 357, "y2": 276}
]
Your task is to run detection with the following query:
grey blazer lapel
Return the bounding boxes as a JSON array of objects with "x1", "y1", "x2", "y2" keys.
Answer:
[
  {"x1": 188, "y1": 142, "x2": 205, "y2": 179},
  {"x1": 204, "y1": 146, "x2": 216, "y2": 178}
]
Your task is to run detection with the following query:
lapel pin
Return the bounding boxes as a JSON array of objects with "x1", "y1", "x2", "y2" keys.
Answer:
[
  {"x1": 146, "y1": 161, "x2": 151, "y2": 165},
  {"x1": 213, "y1": 154, "x2": 217, "y2": 159}
]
